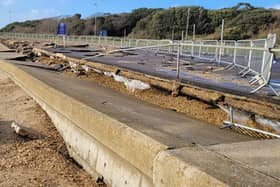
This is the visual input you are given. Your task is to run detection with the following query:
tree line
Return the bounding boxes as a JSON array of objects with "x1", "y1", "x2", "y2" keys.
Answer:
[{"x1": 1, "y1": 3, "x2": 279, "y2": 40}]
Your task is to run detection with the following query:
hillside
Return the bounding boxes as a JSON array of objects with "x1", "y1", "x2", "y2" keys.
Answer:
[{"x1": 1, "y1": 3, "x2": 280, "y2": 40}]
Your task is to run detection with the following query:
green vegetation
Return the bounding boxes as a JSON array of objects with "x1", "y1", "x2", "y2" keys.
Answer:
[{"x1": 1, "y1": 3, "x2": 279, "y2": 40}]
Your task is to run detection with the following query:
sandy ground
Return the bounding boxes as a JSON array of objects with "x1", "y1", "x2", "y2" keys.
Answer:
[{"x1": 0, "y1": 71, "x2": 97, "y2": 187}]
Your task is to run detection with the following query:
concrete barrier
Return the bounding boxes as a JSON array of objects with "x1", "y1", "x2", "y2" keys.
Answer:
[{"x1": 0, "y1": 60, "x2": 228, "y2": 186}]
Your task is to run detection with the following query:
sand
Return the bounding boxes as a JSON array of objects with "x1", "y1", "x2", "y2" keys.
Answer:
[{"x1": 0, "y1": 71, "x2": 97, "y2": 187}]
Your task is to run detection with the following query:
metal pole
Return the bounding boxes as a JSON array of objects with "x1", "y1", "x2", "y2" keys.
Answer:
[
  {"x1": 218, "y1": 19, "x2": 224, "y2": 65},
  {"x1": 191, "y1": 41, "x2": 194, "y2": 57},
  {"x1": 176, "y1": 44, "x2": 181, "y2": 80},
  {"x1": 233, "y1": 41, "x2": 237, "y2": 65},
  {"x1": 181, "y1": 31, "x2": 184, "y2": 56},
  {"x1": 124, "y1": 29, "x2": 126, "y2": 47},
  {"x1": 95, "y1": 16, "x2": 97, "y2": 36},
  {"x1": 221, "y1": 19, "x2": 224, "y2": 42},
  {"x1": 199, "y1": 41, "x2": 202, "y2": 57},
  {"x1": 261, "y1": 40, "x2": 267, "y2": 74},
  {"x1": 185, "y1": 8, "x2": 190, "y2": 41},
  {"x1": 192, "y1": 24, "x2": 196, "y2": 41},
  {"x1": 171, "y1": 26, "x2": 175, "y2": 53},
  {"x1": 248, "y1": 40, "x2": 253, "y2": 69},
  {"x1": 63, "y1": 35, "x2": 66, "y2": 48}
]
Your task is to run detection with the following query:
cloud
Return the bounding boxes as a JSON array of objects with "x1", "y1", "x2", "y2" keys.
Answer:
[
  {"x1": 14, "y1": 8, "x2": 60, "y2": 22},
  {"x1": 31, "y1": 9, "x2": 39, "y2": 14},
  {"x1": 0, "y1": 0, "x2": 16, "y2": 6},
  {"x1": 270, "y1": 4, "x2": 280, "y2": 9},
  {"x1": 28, "y1": 8, "x2": 59, "y2": 18}
]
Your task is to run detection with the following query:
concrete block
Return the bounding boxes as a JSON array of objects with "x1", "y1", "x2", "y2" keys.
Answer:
[{"x1": 153, "y1": 150, "x2": 226, "y2": 187}]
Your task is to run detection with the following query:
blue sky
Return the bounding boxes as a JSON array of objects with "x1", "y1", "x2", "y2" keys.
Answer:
[{"x1": 0, "y1": 0, "x2": 280, "y2": 28}]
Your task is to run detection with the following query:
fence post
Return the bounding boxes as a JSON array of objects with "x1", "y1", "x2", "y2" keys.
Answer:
[
  {"x1": 199, "y1": 41, "x2": 202, "y2": 57},
  {"x1": 214, "y1": 41, "x2": 218, "y2": 62},
  {"x1": 128, "y1": 39, "x2": 131, "y2": 48},
  {"x1": 176, "y1": 44, "x2": 181, "y2": 80},
  {"x1": 191, "y1": 41, "x2": 194, "y2": 57},
  {"x1": 233, "y1": 41, "x2": 237, "y2": 65},
  {"x1": 157, "y1": 40, "x2": 160, "y2": 52},
  {"x1": 218, "y1": 41, "x2": 222, "y2": 65},
  {"x1": 248, "y1": 40, "x2": 253, "y2": 69},
  {"x1": 261, "y1": 39, "x2": 268, "y2": 75},
  {"x1": 168, "y1": 41, "x2": 172, "y2": 54}
]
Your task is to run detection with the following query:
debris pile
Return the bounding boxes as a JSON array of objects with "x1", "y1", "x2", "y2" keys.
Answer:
[{"x1": 0, "y1": 38, "x2": 34, "y2": 58}]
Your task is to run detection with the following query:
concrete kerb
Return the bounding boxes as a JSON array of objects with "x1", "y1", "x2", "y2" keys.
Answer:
[
  {"x1": 0, "y1": 60, "x2": 229, "y2": 186},
  {"x1": 153, "y1": 150, "x2": 226, "y2": 187}
]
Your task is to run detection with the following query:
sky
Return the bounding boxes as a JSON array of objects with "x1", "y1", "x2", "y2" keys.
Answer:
[{"x1": 0, "y1": 0, "x2": 280, "y2": 28}]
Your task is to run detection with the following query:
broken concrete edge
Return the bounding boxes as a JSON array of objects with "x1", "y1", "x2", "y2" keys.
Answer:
[
  {"x1": 0, "y1": 60, "x2": 230, "y2": 186},
  {"x1": 32, "y1": 47, "x2": 280, "y2": 122}
]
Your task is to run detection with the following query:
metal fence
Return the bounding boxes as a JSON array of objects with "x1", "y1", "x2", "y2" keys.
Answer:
[
  {"x1": 0, "y1": 32, "x2": 279, "y2": 96},
  {"x1": 160, "y1": 35, "x2": 278, "y2": 95},
  {"x1": 0, "y1": 32, "x2": 172, "y2": 48}
]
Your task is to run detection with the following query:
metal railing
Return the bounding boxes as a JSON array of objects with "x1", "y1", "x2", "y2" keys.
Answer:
[{"x1": 0, "y1": 32, "x2": 279, "y2": 96}]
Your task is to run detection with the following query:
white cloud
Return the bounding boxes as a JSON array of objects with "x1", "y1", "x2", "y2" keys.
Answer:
[
  {"x1": 31, "y1": 9, "x2": 39, "y2": 14},
  {"x1": 27, "y1": 8, "x2": 59, "y2": 19},
  {"x1": 270, "y1": 4, "x2": 280, "y2": 9},
  {"x1": 11, "y1": 8, "x2": 60, "y2": 22},
  {"x1": 0, "y1": 0, "x2": 16, "y2": 6}
]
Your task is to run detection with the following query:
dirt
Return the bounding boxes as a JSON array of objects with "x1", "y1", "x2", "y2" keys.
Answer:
[
  {"x1": 35, "y1": 56, "x2": 67, "y2": 67},
  {"x1": 0, "y1": 71, "x2": 97, "y2": 187}
]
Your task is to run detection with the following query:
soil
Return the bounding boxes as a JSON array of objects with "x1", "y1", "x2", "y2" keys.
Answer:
[{"x1": 0, "y1": 71, "x2": 97, "y2": 187}]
